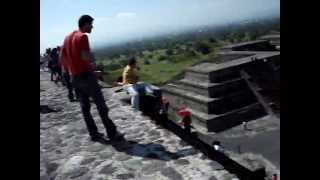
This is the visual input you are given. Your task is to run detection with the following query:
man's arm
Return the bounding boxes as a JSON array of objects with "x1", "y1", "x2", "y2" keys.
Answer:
[
  {"x1": 79, "y1": 35, "x2": 96, "y2": 69},
  {"x1": 80, "y1": 51, "x2": 91, "y2": 61},
  {"x1": 60, "y1": 46, "x2": 67, "y2": 72},
  {"x1": 79, "y1": 35, "x2": 92, "y2": 61}
]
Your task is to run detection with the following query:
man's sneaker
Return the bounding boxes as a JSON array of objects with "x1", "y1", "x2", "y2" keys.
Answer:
[
  {"x1": 90, "y1": 132, "x2": 105, "y2": 142},
  {"x1": 69, "y1": 96, "x2": 80, "y2": 102},
  {"x1": 109, "y1": 132, "x2": 125, "y2": 143}
]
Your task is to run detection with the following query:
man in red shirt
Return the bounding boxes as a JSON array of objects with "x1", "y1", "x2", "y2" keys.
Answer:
[
  {"x1": 60, "y1": 43, "x2": 79, "y2": 102},
  {"x1": 62, "y1": 15, "x2": 122, "y2": 142}
]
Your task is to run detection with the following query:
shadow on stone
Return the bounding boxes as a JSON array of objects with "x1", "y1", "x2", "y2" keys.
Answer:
[
  {"x1": 108, "y1": 137, "x2": 187, "y2": 161},
  {"x1": 40, "y1": 105, "x2": 62, "y2": 114},
  {"x1": 152, "y1": 115, "x2": 266, "y2": 180}
]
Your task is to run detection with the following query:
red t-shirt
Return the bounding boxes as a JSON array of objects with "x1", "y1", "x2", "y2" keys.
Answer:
[
  {"x1": 63, "y1": 30, "x2": 92, "y2": 76},
  {"x1": 60, "y1": 40, "x2": 68, "y2": 71}
]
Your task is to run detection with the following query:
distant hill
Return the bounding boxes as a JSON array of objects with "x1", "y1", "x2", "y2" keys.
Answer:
[
  {"x1": 93, "y1": 16, "x2": 279, "y2": 58},
  {"x1": 94, "y1": 16, "x2": 280, "y2": 86}
]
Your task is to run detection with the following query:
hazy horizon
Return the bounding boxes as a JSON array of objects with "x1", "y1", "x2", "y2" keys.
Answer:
[{"x1": 40, "y1": 0, "x2": 280, "y2": 54}]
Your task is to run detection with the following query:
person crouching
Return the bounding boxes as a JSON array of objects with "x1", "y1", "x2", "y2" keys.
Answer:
[{"x1": 122, "y1": 57, "x2": 154, "y2": 110}]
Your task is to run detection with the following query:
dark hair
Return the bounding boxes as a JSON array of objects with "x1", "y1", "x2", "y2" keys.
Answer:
[
  {"x1": 52, "y1": 48, "x2": 57, "y2": 53},
  {"x1": 78, "y1": 15, "x2": 94, "y2": 28},
  {"x1": 128, "y1": 56, "x2": 136, "y2": 66}
]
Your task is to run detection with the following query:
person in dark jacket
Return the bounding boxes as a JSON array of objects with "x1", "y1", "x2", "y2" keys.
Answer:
[
  {"x1": 61, "y1": 15, "x2": 123, "y2": 142},
  {"x1": 50, "y1": 48, "x2": 62, "y2": 83}
]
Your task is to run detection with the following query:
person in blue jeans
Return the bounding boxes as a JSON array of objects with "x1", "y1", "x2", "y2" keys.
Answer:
[
  {"x1": 121, "y1": 57, "x2": 154, "y2": 110},
  {"x1": 61, "y1": 15, "x2": 122, "y2": 142}
]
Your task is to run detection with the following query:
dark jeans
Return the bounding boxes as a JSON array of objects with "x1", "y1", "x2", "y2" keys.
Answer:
[
  {"x1": 72, "y1": 72, "x2": 117, "y2": 138},
  {"x1": 62, "y1": 71, "x2": 79, "y2": 100},
  {"x1": 50, "y1": 66, "x2": 62, "y2": 82},
  {"x1": 50, "y1": 69, "x2": 55, "y2": 81}
]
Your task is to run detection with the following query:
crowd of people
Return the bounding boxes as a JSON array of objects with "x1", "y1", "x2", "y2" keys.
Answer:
[
  {"x1": 41, "y1": 13, "x2": 166, "y2": 145},
  {"x1": 41, "y1": 46, "x2": 79, "y2": 101},
  {"x1": 41, "y1": 47, "x2": 62, "y2": 82},
  {"x1": 41, "y1": 14, "x2": 156, "y2": 143}
]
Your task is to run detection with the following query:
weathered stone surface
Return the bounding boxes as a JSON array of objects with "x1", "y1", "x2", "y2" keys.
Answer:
[
  {"x1": 40, "y1": 71, "x2": 278, "y2": 180},
  {"x1": 208, "y1": 161, "x2": 224, "y2": 170},
  {"x1": 208, "y1": 176, "x2": 218, "y2": 180},
  {"x1": 141, "y1": 160, "x2": 167, "y2": 175},
  {"x1": 46, "y1": 162, "x2": 59, "y2": 174},
  {"x1": 80, "y1": 157, "x2": 96, "y2": 165},
  {"x1": 69, "y1": 167, "x2": 89, "y2": 178},
  {"x1": 56, "y1": 150, "x2": 63, "y2": 154},
  {"x1": 114, "y1": 154, "x2": 132, "y2": 161},
  {"x1": 154, "y1": 139, "x2": 164, "y2": 144},
  {"x1": 174, "y1": 159, "x2": 190, "y2": 166},
  {"x1": 116, "y1": 173, "x2": 135, "y2": 179},
  {"x1": 71, "y1": 174, "x2": 92, "y2": 180},
  {"x1": 99, "y1": 164, "x2": 117, "y2": 174},
  {"x1": 161, "y1": 167, "x2": 183, "y2": 180},
  {"x1": 178, "y1": 140, "x2": 189, "y2": 147},
  {"x1": 54, "y1": 156, "x2": 89, "y2": 180},
  {"x1": 40, "y1": 175, "x2": 50, "y2": 180},
  {"x1": 148, "y1": 129, "x2": 161, "y2": 137},
  {"x1": 123, "y1": 159, "x2": 143, "y2": 171},
  {"x1": 149, "y1": 136, "x2": 161, "y2": 141},
  {"x1": 166, "y1": 139, "x2": 177, "y2": 145},
  {"x1": 99, "y1": 150, "x2": 115, "y2": 159},
  {"x1": 88, "y1": 144, "x2": 106, "y2": 152}
]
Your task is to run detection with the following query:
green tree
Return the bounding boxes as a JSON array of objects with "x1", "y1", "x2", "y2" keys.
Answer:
[
  {"x1": 209, "y1": 37, "x2": 217, "y2": 43},
  {"x1": 166, "y1": 49, "x2": 174, "y2": 55},
  {"x1": 194, "y1": 41, "x2": 211, "y2": 55},
  {"x1": 158, "y1": 55, "x2": 166, "y2": 61},
  {"x1": 144, "y1": 59, "x2": 150, "y2": 65}
]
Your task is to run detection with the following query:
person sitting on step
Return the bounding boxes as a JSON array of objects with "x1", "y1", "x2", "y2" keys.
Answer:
[{"x1": 121, "y1": 56, "x2": 154, "y2": 110}]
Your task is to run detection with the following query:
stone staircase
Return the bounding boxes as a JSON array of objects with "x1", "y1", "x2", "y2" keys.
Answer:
[
  {"x1": 162, "y1": 39, "x2": 280, "y2": 133},
  {"x1": 259, "y1": 32, "x2": 280, "y2": 50}
]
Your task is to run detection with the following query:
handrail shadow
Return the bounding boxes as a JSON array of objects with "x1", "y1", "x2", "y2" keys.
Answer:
[
  {"x1": 97, "y1": 136, "x2": 194, "y2": 162},
  {"x1": 150, "y1": 114, "x2": 266, "y2": 180}
]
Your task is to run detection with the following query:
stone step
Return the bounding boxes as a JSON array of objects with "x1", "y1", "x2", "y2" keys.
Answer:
[
  {"x1": 184, "y1": 52, "x2": 280, "y2": 83},
  {"x1": 259, "y1": 34, "x2": 280, "y2": 44},
  {"x1": 162, "y1": 84, "x2": 257, "y2": 115},
  {"x1": 168, "y1": 103, "x2": 266, "y2": 133},
  {"x1": 184, "y1": 65, "x2": 241, "y2": 83},
  {"x1": 215, "y1": 51, "x2": 259, "y2": 64},
  {"x1": 220, "y1": 40, "x2": 277, "y2": 52},
  {"x1": 175, "y1": 78, "x2": 249, "y2": 98}
]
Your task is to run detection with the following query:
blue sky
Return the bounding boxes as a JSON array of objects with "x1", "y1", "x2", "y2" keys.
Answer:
[{"x1": 40, "y1": 0, "x2": 279, "y2": 53}]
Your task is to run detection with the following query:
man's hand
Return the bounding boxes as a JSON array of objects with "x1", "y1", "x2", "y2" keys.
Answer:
[
  {"x1": 81, "y1": 51, "x2": 97, "y2": 69},
  {"x1": 91, "y1": 61, "x2": 97, "y2": 70},
  {"x1": 80, "y1": 50, "x2": 91, "y2": 61},
  {"x1": 90, "y1": 53, "x2": 96, "y2": 62}
]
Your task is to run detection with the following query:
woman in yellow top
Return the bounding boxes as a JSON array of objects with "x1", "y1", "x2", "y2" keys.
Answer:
[
  {"x1": 122, "y1": 57, "x2": 138, "y2": 85},
  {"x1": 122, "y1": 57, "x2": 154, "y2": 110}
]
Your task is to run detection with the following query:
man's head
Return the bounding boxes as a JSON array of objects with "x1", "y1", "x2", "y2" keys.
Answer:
[
  {"x1": 78, "y1": 15, "x2": 94, "y2": 33},
  {"x1": 52, "y1": 48, "x2": 57, "y2": 54},
  {"x1": 128, "y1": 56, "x2": 137, "y2": 67},
  {"x1": 46, "y1": 48, "x2": 51, "y2": 54}
]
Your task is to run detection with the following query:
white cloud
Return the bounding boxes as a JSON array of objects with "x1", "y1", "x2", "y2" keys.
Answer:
[
  {"x1": 95, "y1": 17, "x2": 112, "y2": 25},
  {"x1": 41, "y1": 0, "x2": 279, "y2": 52},
  {"x1": 115, "y1": 12, "x2": 137, "y2": 19}
]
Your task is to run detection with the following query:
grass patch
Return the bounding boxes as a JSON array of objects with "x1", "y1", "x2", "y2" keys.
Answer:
[{"x1": 101, "y1": 45, "x2": 220, "y2": 86}]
